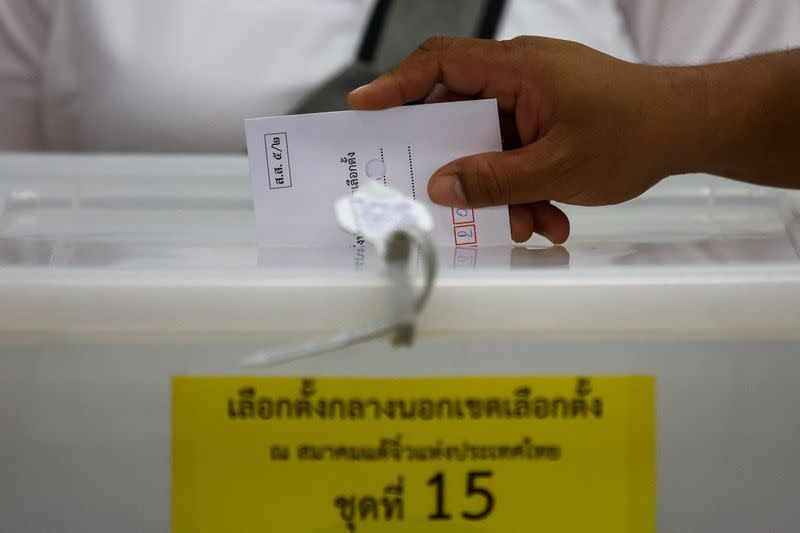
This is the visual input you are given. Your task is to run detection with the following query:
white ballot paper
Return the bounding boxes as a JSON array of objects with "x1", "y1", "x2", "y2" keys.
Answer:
[{"x1": 245, "y1": 99, "x2": 510, "y2": 250}]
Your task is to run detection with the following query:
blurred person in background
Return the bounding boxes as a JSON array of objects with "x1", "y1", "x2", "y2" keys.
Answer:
[{"x1": 1, "y1": 0, "x2": 798, "y2": 154}]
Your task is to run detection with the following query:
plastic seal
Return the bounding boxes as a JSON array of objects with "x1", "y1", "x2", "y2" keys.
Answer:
[{"x1": 241, "y1": 180, "x2": 436, "y2": 367}]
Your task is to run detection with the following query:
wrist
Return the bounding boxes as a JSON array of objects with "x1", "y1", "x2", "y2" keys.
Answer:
[
  {"x1": 648, "y1": 55, "x2": 798, "y2": 185},
  {"x1": 640, "y1": 64, "x2": 734, "y2": 178}
]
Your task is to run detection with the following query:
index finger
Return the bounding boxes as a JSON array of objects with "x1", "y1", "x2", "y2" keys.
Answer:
[{"x1": 348, "y1": 36, "x2": 507, "y2": 110}]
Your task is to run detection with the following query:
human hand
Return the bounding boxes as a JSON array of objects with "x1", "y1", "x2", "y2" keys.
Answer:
[{"x1": 348, "y1": 36, "x2": 682, "y2": 244}]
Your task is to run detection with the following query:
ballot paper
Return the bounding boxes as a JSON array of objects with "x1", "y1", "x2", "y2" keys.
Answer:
[{"x1": 245, "y1": 99, "x2": 510, "y2": 250}]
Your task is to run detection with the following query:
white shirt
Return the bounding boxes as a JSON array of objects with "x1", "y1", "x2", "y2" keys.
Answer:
[{"x1": 0, "y1": 0, "x2": 798, "y2": 153}]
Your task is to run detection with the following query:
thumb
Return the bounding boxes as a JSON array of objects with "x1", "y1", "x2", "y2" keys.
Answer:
[{"x1": 427, "y1": 143, "x2": 551, "y2": 208}]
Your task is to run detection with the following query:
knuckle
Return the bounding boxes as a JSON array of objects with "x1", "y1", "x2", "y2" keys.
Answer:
[
  {"x1": 498, "y1": 39, "x2": 520, "y2": 63},
  {"x1": 499, "y1": 37, "x2": 542, "y2": 72},
  {"x1": 507, "y1": 35, "x2": 545, "y2": 50},
  {"x1": 419, "y1": 35, "x2": 454, "y2": 53},
  {"x1": 507, "y1": 35, "x2": 529, "y2": 48},
  {"x1": 472, "y1": 156, "x2": 511, "y2": 205},
  {"x1": 383, "y1": 69, "x2": 409, "y2": 102}
]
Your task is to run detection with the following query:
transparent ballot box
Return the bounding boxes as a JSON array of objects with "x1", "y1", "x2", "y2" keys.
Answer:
[{"x1": 1, "y1": 154, "x2": 799, "y2": 532}]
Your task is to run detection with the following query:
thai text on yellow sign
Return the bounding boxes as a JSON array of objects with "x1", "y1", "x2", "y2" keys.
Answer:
[{"x1": 172, "y1": 376, "x2": 654, "y2": 532}]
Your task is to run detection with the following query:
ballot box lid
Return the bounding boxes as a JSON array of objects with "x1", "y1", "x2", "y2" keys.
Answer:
[{"x1": 1, "y1": 153, "x2": 799, "y2": 341}]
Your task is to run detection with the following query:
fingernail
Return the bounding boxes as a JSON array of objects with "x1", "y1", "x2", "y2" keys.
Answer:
[
  {"x1": 348, "y1": 84, "x2": 371, "y2": 96},
  {"x1": 424, "y1": 83, "x2": 448, "y2": 104},
  {"x1": 429, "y1": 174, "x2": 467, "y2": 206}
]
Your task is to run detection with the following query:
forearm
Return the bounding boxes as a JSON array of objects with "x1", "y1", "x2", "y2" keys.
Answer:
[{"x1": 655, "y1": 49, "x2": 800, "y2": 188}]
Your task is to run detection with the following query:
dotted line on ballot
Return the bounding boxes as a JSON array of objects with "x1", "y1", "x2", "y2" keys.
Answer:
[
  {"x1": 380, "y1": 148, "x2": 386, "y2": 186},
  {"x1": 407, "y1": 146, "x2": 416, "y2": 199}
]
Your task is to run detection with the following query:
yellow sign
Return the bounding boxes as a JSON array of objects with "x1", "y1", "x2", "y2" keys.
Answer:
[{"x1": 172, "y1": 376, "x2": 654, "y2": 532}]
